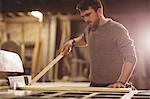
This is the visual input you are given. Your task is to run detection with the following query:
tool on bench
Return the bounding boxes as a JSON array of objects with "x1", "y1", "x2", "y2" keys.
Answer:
[
  {"x1": 0, "y1": 50, "x2": 31, "y2": 89},
  {"x1": 1, "y1": 50, "x2": 64, "y2": 89}
]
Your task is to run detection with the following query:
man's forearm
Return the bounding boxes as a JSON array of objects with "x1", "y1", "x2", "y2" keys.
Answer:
[
  {"x1": 117, "y1": 62, "x2": 135, "y2": 83},
  {"x1": 73, "y1": 34, "x2": 87, "y2": 47}
]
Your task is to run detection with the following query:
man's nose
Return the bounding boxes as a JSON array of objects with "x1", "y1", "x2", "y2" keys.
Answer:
[{"x1": 84, "y1": 17, "x2": 89, "y2": 23}]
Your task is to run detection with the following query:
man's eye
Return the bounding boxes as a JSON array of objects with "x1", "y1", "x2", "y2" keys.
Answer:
[
  {"x1": 81, "y1": 12, "x2": 91, "y2": 19},
  {"x1": 84, "y1": 13, "x2": 91, "y2": 17}
]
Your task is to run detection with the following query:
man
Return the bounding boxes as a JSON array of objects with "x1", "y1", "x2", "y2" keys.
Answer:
[{"x1": 61, "y1": 0, "x2": 137, "y2": 88}]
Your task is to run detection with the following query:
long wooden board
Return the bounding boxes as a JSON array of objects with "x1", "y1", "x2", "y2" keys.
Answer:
[
  {"x1": 20, "y1": 86, "x2": 131, "y2": 92},
  {"x1": 30, "y1": 53, "x2": 64, "y2": 84},
  {"x1": 20, "y1": 82, "x2": 131, "y2": 92}
]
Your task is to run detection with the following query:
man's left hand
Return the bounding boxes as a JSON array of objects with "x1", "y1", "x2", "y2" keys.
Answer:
[{"x1": 107, "y1": 82, "x2": 126, "y2": 88}]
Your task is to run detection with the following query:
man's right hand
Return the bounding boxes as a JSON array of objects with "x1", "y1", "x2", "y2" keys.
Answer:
[{"x1": 60, "y1": 39, "x2": 75, "y2": 55}]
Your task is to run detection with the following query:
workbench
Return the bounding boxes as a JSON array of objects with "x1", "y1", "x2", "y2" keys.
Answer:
[{"x1": 0, "y1": 82, "x2": 150, "y2": 99}]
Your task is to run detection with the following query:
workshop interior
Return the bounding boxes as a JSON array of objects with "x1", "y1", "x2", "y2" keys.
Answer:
[{"x1": 0, "y1": 0, "x2": 150, "y2": 98}]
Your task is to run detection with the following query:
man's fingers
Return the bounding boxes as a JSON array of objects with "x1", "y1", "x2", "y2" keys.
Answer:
[
  {"x1": 60, "y1": 40, "x2": 74, "y2": 55},
  {"x1": 107, "y1": 83, "x2": 126, "y2": 88},
  {"x1": 61, "y1": 46, "x2": 72, "y2": 55},
  {"x1": 107, "y1": 85, "x2": 113, "y2": 88},
  {"x1": 68, "y1": 47, "x2": 72, "y2": 52}
]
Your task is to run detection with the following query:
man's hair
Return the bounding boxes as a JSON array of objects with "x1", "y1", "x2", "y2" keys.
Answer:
[{"x1": 76, "y1": 0, "x2": 103, "y2": 11}]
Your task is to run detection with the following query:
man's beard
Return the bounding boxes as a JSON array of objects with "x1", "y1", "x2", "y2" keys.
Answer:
[{"x1": 89, "y1": 18, "x2": 100, "y2": 29}]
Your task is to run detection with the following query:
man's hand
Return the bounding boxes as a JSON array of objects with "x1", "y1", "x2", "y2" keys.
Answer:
[
  {"x1": 60, "y1": 39, "x2": 74, "y2": 55},
  {"x1": 107, "y1": 82, "x2": 126, "y2": 88}
]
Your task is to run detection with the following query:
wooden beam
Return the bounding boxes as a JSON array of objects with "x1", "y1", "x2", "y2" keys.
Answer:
[
  {"x1": 21, "y1": 82, "x2": 131, "y2": 92},
  {"x1": 30, "y1": 53, "x2": 64, "y2": 84},
  {"x1": 121, "y1": 90, "x2": 138, "y2": 99},
  {"x1": 21, "y1": 86, "x2": 131, "y2": 92}
]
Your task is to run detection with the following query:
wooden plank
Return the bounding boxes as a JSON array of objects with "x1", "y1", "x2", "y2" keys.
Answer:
[
  {"x1": 47, "y1": 16, "x2": 57, "y2": 81},
  {"x1": 81, "y1": 92, "x2": 100, "y2": 99},
  {"x1": 40, "y1": 91, "x2": 67, "y2": 98},
  {"x1": 0, "y1": 86, "x2": 9, "y2": 90},
  {"x1": 31, "y1": 32, "x2": 41, "y2": 78},
  {"x1": 20, "y1": 85, "x2": 131, "y2": 92},
  {"x1": 121, "y1": 90, "x2": 138, "y2": 99},
  {"x1": 29, "y1": 82, "x2": 90, "y2": 87},
  {"x1": 30, "y1": 53, "x2": 64, "y2": 84},
  {"x1": 21, "y1": 82, "x2": 131, "y2": 92}
]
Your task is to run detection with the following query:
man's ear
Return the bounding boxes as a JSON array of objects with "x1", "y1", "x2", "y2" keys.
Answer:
[
  {"x1": 97, "y1": 8, "x2": 102, "y2": 14},
  {"x1": 96, "y1": 8, "x2": 103, "y2": 17}
]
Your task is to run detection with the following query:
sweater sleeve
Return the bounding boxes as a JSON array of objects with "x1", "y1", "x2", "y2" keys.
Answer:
[{"x1": 116, "y1": 26, "x2": 137, "y2": 65}]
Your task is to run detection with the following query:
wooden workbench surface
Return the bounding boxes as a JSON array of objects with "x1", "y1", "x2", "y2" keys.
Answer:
[{"x1": 0, "y1": 83, "x2": 150, "y2": 99}]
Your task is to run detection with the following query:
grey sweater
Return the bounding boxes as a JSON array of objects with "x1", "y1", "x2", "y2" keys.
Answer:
[{"x1": 84, "y1": 19, "x2": 136, "y2": 84}]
